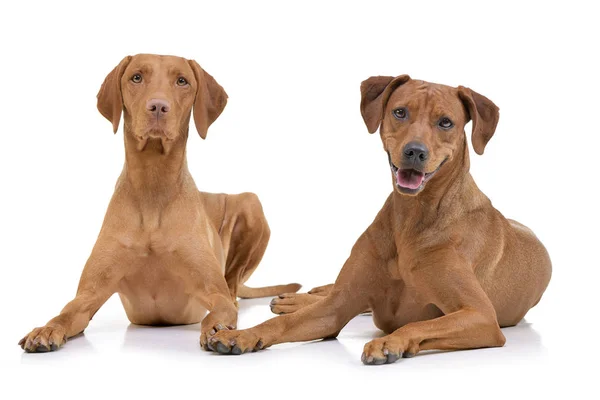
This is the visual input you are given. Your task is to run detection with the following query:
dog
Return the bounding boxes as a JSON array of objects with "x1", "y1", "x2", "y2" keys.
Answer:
[
  {"x1": 204, "y1": 75, "x2": 552, "y2": 364},
  {"x1": 18, "y1": 54, "x2": 300, "y2": 353}
]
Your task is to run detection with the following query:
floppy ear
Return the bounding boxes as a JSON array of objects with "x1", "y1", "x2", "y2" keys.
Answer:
[
  {"x1": 458, "y1": 86, "x2": 500, "y2": 155},
  {"x1": 97, "y1": 56, "x2": 132, "y2": 134},
  {"x1": 360, "y1": 74, "x2": 411, "y2": 133},
  {"x1": 188, "y1": 60, "x2": 228, "y2": 139}
]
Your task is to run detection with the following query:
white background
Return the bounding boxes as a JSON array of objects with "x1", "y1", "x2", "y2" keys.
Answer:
[{"x1": 1, "y1": 0, "x2": 598, "y2": 398}]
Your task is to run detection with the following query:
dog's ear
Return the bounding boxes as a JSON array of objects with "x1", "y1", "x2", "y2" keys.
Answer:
[
  {"x1": 97, "y1": 56, "x2": 132, "y2": 134},
  {"x1": 188, "y1": 60, "x2": 228, "y2": 140},
  {"x1": 360, "y1": 74, "x2": 411, "y2": 133},
  {"x1": 458, "y1": 86, "x2": 500, "y2": 155}
]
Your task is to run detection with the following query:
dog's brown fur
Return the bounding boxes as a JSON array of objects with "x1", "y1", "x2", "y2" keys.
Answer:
[
  {"x1": 206, "y1": 75, "x2": 552, "y2": 364},
  {"x1": 18, "y1": 54, "x2": 300, "y2": 353}
]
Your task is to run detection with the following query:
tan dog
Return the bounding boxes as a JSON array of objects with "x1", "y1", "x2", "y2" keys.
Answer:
[
  {"x1": 205, "y1": 75, "x2": 552, "y2": 363},
  {"x1": 18, "y1": 54, "x2": 299, "y2": 353}
]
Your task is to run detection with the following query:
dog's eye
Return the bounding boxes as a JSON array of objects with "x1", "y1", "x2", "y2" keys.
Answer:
[
  {"x1": 393, "y1": 108, "x2": 408, "y2": 120},
  {"x1": 177, "y1": 77, "x2": 188, "y2": 86},
  {"x1": 438, "y1": 117, "x2": 454, "y2": 130},
  {"x1": 131, "y1": 74, "x2": 143, "y2": 83}
]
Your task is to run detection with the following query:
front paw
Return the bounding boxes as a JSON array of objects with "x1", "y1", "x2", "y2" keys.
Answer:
[
  {"x1": 200, "y1": 323, "x2": 235, "y2": 351},
  {"x1": 361, "y1": 336, "x2": 417, "y2": 365},
  {"x1": 207, "y1": 329, "x2": 264, "y2": 355},
  {"x1": 19, "y1": 325, "x2": 67, "y2": 353}
]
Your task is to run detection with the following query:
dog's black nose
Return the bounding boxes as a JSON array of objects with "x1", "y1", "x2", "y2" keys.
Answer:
[
  {"x1": 403, "y1": 141, "x2": 429, "y2": 165},
  {"x1": 146, "y1": 99, "x2": 171, "y2": 117}
]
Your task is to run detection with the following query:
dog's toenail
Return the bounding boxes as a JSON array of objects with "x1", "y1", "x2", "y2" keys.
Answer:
[
  {"x1": 231, "y1": 346, "x2": 243, "y2": 355},
  {"x1": 386, "y1": 353, "x2": 399, "y2": 364},
  {"x1": 36, "y1": 345, "x2": 49, "y2": 353},
  {"x1": 216, "y1": 342, "x2": 230, "y2": 354}
]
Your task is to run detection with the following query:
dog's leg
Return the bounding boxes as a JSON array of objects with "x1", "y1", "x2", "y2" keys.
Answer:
[
  {"x1": 173, "y1": 246, "x2": 239, "y2": 350},
  {"x1": 19, "y1": 243, "x2": 125, "y2": 352},
  {"x1": 222, "y1": 193, "x2": 271, "y2": 300},
  {"x1": 199, "y1": 290, "x2": 239, "y2": 350},
  {"x1": 221, "y1": 193, "x2": 301, "y2": 300},
  {"x1": 269, "y1": 284, "x2": 374, "y2": 315},
  {"x1": 205, "y1": 232, "x2": 380, "y2": 354},
  {"x1": 361, "y1": 256, "x2": 506, "y2": 365},
  {"x1": 207, "y1": 290, "x2": 358, "y2": 354}
]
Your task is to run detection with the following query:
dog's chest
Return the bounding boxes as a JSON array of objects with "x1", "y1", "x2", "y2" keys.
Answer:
[
  {"x1": 116, "y1": 230, "x2": 192, "y2": 303},
  {"x1": 371, "y1": 279, "x2": 443, "y2": 333},
  {"x1": 389, "y1": 238, "x2": 419, "y2": 279},
  {"x1": 118, "y1": 230, "x2": 177, "y2": 259},
  {"x1": 114, "y1": 215, "x2": 224, "y2": 272}
]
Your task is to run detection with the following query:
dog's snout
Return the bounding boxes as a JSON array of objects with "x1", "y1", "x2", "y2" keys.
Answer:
[
  {"x1": 146, "y1": 99, "x2": 171, "y2": 117},
  {"x1": 402, "y1": 141, "x2": 429, "y2": 165}
]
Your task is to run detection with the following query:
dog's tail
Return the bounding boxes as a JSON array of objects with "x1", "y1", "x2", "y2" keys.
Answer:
[{"x1": 237, "y1": 283, "x2": 302, "y2": 299}]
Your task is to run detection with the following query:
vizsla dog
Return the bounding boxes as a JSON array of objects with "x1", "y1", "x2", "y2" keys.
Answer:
[
  {"x1": 18, "y1": 54, "x2": 299, "y2": 353},
  {"x1": 206, "y1": 75, "x2": 552, "y2": 364}
]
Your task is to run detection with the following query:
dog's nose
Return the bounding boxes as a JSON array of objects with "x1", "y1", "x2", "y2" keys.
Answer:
[
  {"x1": 403, "y1": 141, "x2": 429, "y2": 165},
  {"x1": 146, "y1": 99, "x2": 171, "y2": 117}
]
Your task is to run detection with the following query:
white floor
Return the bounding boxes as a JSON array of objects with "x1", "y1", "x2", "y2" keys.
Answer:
[{"x1": 3, "y1": 293, "x2": 594, "y2": 399}]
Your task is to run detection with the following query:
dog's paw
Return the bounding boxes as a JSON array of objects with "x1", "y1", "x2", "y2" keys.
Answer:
[
  {"x1": 207, "y1": 329, "x2": 264, "y2": 355},
  {"x1": 200, "y1": 323, "x2": 235, "y2": 351},
  {"x1": 19, "y1": 325, "x2": 67, "y2": 353},
  {"x1": 270, "y1": 292, "x2": 319, "y2": 315},
  {"x1": 361, "y1": 336, "x2": 417, "y2": 365},
  {"x1": 307, "y1": 284, "x2": 331, "y2": 295}
]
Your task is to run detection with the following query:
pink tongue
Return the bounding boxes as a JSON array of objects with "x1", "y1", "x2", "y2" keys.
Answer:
[{"x1": 397, "y1": 169, "x2": 425, "y2": 189}]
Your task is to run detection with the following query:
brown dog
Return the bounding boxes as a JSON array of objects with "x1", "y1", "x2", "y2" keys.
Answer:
[
  {"x1": 205, "y1": 75, "x2": 552, "y2": 363},
  {"x1": 18, "y1": 54, "x2": 299, "y2": 353}
]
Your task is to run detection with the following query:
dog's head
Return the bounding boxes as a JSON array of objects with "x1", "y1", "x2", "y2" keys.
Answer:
[
  {"x1": 360, "y1": 75, "x2": 499, "y2": 196},
  {"x1": 97, "y1": 54, "x2": 227, "y2": 143}
]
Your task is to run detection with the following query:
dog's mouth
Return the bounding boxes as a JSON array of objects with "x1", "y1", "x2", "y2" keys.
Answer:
[
  {"x1": 388, "y1": 154, "x2": 448, "y2": 194},
  {"x1": 145, "y1": 121, "x2": 168, "y2": 136},
  {"x1": 145, "y1": 128, "x2": 169, "y2": 139},
  {"x1": 397, "y1": 169, "x2": 426, "y2": 190},
  {"x1": 134, "y1": 125, "x2": 175, "y2": 152},
  {"x1": 140, "y1": 120, "x2": 176, "y2": 140}
]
